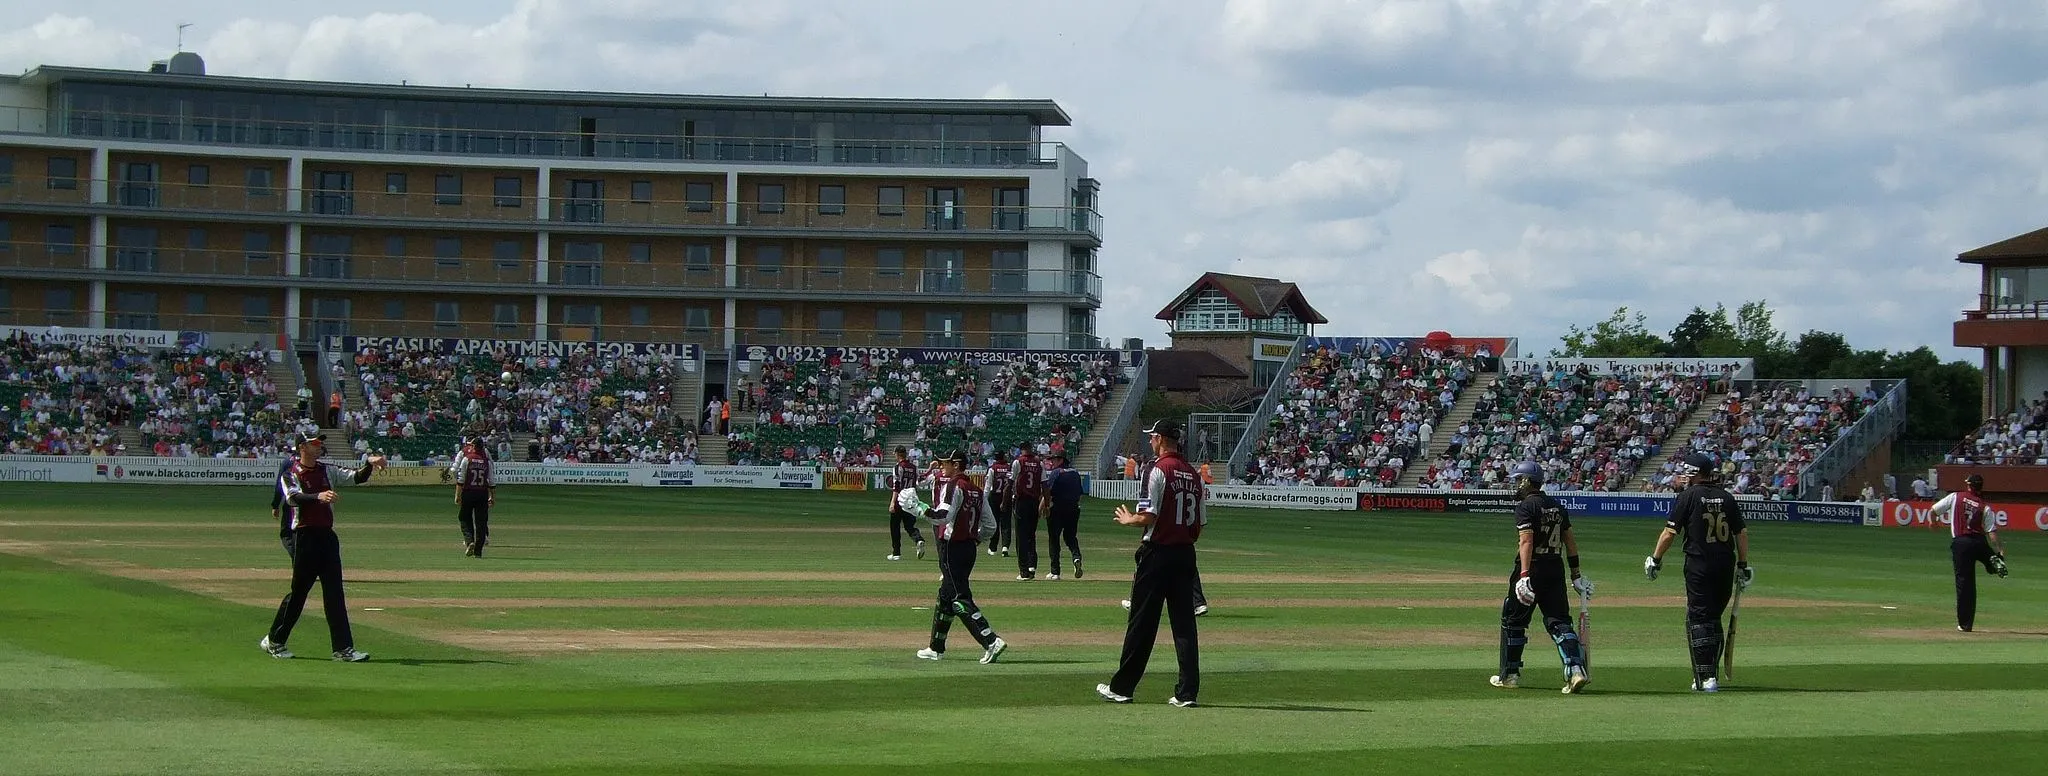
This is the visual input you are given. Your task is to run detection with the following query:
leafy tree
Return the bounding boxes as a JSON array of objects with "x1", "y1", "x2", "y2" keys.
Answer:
[
  {"x1": 1552, "y1": 306, "x2": 1669, "y2": 357},
  {"x1": 1668, "y1": 305, "x2": 1734, "y2": 357}
]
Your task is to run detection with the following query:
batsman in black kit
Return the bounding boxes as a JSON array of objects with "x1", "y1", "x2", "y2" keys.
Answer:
[
  {"x1": 905, "y1": 450, "x2": 1007, "y2": 664},
  {"x1": 1645, "y1": 452, "x2": 1752, "y2": 692},
  {"x1": 1492, "y1": 461, "x2": 1592, "y2": 694}
]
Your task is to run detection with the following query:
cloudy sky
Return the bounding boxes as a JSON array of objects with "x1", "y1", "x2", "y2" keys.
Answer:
[{"x1": 6, "y1": 0, "x2": 2042, "y2": 360}]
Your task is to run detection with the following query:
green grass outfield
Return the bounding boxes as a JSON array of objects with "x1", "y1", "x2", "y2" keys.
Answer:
[{"x1": 2, "y1": 482, "x2": 2044, "y2": 775}]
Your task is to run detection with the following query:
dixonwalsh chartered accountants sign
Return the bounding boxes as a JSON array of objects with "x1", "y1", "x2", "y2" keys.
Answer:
[{"x1": 326, "y1": 336, "x2": 698, "y2": 360}]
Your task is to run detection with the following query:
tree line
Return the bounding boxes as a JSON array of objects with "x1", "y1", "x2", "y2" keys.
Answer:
[{"x1": 1551, "y1": 301, "x2": 1981, "y2": 441}]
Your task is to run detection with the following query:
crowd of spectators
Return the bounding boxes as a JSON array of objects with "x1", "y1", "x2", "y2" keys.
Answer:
[
  {"x1": 1644, "y1": 383, "x2": 1875, "y2": 497},
  {"x1": 1947, "y1": 395, "x2": 2048, "y2": 466},
  {"x1": 1244, "y1": 342, "x2": 1479, "y2": 487},
  {"x1": 1415, "y1": 364, "x2": 1713, "y2": 492},
  {"x1": 2, "y1": 334, "x2": 297, "y2": 458}
]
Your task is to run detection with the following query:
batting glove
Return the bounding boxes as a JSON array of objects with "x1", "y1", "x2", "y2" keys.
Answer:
[
  {"x1": 895, "y1": 489, "x2": 928, "y2": 515},
  {"x1": 1737, "y1": 562, "x2": 1754, "y2": 590},
  {"x1": 1571, "y1": 574, "x2": 1595, "y2": 598},
  {"x1": 1644, "y1": 555, "x2": 1662, "y2": 581},
  {"x1": 1513, "y1": 574, "x2": 1536, "y2": 605}
]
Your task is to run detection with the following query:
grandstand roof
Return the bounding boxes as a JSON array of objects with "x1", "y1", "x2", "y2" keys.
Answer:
[
  {"x1": 1959, "y1": 225, "x2": 2048, "y2": 263},
  {"x1": 1146, "y1": 349, "x2": 1248, "y2": 391},
  {"x1": 1154, "y1": 272, "x2": 1330, "y2": 324}
]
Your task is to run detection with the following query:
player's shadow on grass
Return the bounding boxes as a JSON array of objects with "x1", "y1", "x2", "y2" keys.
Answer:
[
  {"x1": 991, "y1": 658, "x2": 1089, "y2": 665},
  {"x1": 1589, "y1": 686, "x2": 1862, "y2": 696},
  {"x1": 384, "y1": 657, "x2": 516, "y2": 666},
  {"x1": 1205, "y1": 703, "x2": 1369, "y2": 713}
]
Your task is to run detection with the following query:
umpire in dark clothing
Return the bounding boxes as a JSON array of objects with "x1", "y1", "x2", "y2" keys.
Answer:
[{"x1": 1044, "y1": 452, "x2": 1085, "y2": 580}]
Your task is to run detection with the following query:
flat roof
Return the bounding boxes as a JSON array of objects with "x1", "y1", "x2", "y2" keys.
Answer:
[{"x1": 19, "y1": 65, "x2": 1073, "y2": 126}]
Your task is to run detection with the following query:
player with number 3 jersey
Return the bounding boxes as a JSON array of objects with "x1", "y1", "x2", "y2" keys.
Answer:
[{"x1": 1644, "y1": 452, "x2": 1751, "y2": 692}]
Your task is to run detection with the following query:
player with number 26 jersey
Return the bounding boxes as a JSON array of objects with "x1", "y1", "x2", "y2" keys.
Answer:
[{"x1": 1644, "y1": 452, "x2": 1752, "y2": 693}]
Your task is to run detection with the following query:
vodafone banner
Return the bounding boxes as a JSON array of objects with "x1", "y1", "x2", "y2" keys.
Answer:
[{"x1": 1880, "y1": 499, "x2": 2048, "y2": 533}]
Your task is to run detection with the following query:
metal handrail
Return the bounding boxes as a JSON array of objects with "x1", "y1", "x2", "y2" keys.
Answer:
[
  {"x1": 1, "y1": 104, "x2": 1071, "y2": 167},
  {"x1": 1092, "y1": 353, "x2": 1149, "y2": 479},
  {"x1": 1963, "y1": 293, "x2": 2048, "y2": 321},
  {"x1": 1796, "y1": 380, "x2": 1907, "y2": 499},
  {"x1": 1227, "y1": 335, "x2": 1308, "y2": 479}
]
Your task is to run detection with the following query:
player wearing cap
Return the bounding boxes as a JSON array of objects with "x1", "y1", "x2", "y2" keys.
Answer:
[
  {"x1": 902, "y1": 450, "x2": 1007, "y2": 664},
  {"x1": 449, "y1": 437, "x2": 497, "y2": 558},
  {"x1": 261, "y1": 433, "x2": 385, "y2": 662},
  {"x1": 1042, "y1": 450, "x2": 1086, "y2": 580},
  {"x1": 885, "y1": 447, "x2": 928, "y2": 561},
  {"x1": 1097, "y1": 420, "x2": 1204, "y2": 707},
  {"x1": 1009, "y1": 448, "x2": 1046, "y2": 580},
  {"x1": 985, "y1": 451, "x2": 1014, "y2": 557},
  {"x1": 1930, "y1": 473, "x2": 2009, "y2": 631}
]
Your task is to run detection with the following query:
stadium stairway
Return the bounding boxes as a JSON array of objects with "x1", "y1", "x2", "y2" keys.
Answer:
[
  {"x1": 669, "y1": 371, "x2": 703, "y2": 438},
  {"x1": 697, "y1": 434, "x2": 729, "y2": 465},
  {"x1": 268, "y1": 355, "x2": 352, "y2": 452},
  {"x1": 1394, "y1": 373, "x2": 1499, "y2": 488},
  {"x1": 113, "y1": 426, "x2": 145, "y2": 455},
  {"x1": 1614, "y1": 390, "x2": 1725, "y2": 491},
  {"x1": 1077, "y1": 381, "x2": 1135, "y2": 475}
]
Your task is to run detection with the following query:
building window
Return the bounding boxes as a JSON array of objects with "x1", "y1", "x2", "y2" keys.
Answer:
[
  {"x1": 435, "y1": 237, "x2": 462, "y2": 267},
  {"x1": 114, "y1": 226, "x2": 160, "y2": 272},
  {"x1": 686, "y1": 244, "x2": 714, "y2": 275},
  {"x1": 385, "y1": 172, "x2": 407, "y2": 194},
  {"x1": 563, "y1": 242, "x2": 602, "y2": 285},
  {"x1": 435, "y1": 173, "x2": 462, "y2": 205},
  {"x1": 995, "y1": 187, "x2": 1026, "y2": 230},
  {"x1": 186, "y1": 228, "x2": 207, "y2": 250},
  {"x1": 629, "y1": 243, "x2": 651, "y2": 263},
  {"x1": 993, "y1": 249, "x2": 1027, "y2": 293},
  {"x1": 243, "y1": 295, "x2": 271, "y2": 325},
  {"x1": 685, "y1": 182, "x2": 714, "y2": 212},
  {"x1": 245, "y1": 167, "x2": 273, "y2": 196},
  {"x1": 755, "y1": 306, "x2": 783, "y2": 335},
  {"x1": 46, "y1": 224, "x2": 77, "y2": 255},
  {"x1": 991, "y1": 311, "x2": 1026, "y2": 349},
  {"x1": 493, "y1": 302, "x2": 520, "y2": 332},
  {"x1": 244, "y1": 230, "x2": 273, "y2": 262},
  {"x1": 815, "y1": 246, "x2": 845, "y2": 276},
  {"x1": 876, "y1": 247, "x2": 904, "y2": 277},
  {"x1": 755, "y1": 245, "x2": 783, "y2": 274},
  {"x1": 384, "y1": 299, "x2": 404, "y2": 322},
  {"x1": 494, "y1": 239, "x2": 523, "y2": 270},
  {"x1": 188, "y1": 165, "x2": 210, "y2": 186},
  {"x1": 434, "y1": 301, "x2": 459, "y2": 328},
  {"x1": 185, "y1": 292, "x2": 207, "y2": 315},
  {"x1": 386, "y1": 235, "x2": 406, "y2": 257},
  {"x1": 563, "y1": 304, "x2": 601, "y2": 326},
  {"x1": 878, "y1": 185, "x2": 904, "y2": 216},
  {"x1": 685, "y1": 307, "x2": 711, "y2": 334},
  {"x1": 113, "y1": 291, "x2": 158, "y2": 329},
  {"x1": 757, "y1": 183, "x2": 785, "y2": 214},
  {"x1": 818, "y1": 185, "x2": 845, "y2": 215},
  {"x1": 493, "y1": 176, "x2": 522, "y2": 207},
  {"x1": 816, "y1": 308, "x2": 844, "y2": 340},
  {"x1": 925, "y1": 311, "x2": 964, "y2": 347},
  {"x1": 630, "y1": 180, "x2": 653, "y2": 203},
  {"x1": 306, "y1": 234, "x2": 353, "y2": 279},
  {"x1": 0, "y1": 154, "x2": 12, "y2": 185},
  {"x1": 1173, "y1": 290, "x2": 1250, "y2": 332},
  {"x1": 875, "y1": 309, "x2": 902, "y2": 342},
  {"x1": 47, "y1": 288, "x2": 75, "y2": 312},
  {"x1": 47, "y1": 157, "x2": 79, "y2": 190},
  {"x1": 630, "y1": 305, "x2": 651, "y2": 327}
]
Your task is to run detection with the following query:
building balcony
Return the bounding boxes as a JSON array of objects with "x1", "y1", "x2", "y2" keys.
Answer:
[
  {"x1": 0, "y1": 179, "x2": 1103, "y2": 242},
  {"x1": 6, "y1": 104, "x2": 1072, "y2": 168},
  {"x1": 0, "y1": 241, "x2": 1103, "y2": 303},
  {"x1": 1955, "y1": 294, "x2": 2048, "y2": 347}
]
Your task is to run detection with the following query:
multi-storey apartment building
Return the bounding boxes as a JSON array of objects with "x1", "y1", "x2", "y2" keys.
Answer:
[{"x1": 0, "y1": 54, "x2": 1104, "y2": 352}]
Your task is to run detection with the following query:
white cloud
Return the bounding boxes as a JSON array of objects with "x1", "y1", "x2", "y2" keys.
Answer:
[{"x1": 1198, "y1": 148, "x2": 1404, "y2": 216}]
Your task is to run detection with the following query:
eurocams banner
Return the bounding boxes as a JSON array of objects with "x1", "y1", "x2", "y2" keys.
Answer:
[{"x1": 1879, "y1": 499, "x2": 2048, "y2": 532}]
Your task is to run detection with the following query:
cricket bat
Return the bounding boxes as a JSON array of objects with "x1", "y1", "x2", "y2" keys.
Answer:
[
  {"x1": 1723, "y1": 585, "x2": 1744, "y2": 680},
  {"x1": 1577, "y1": 587, "x2": 1593, "y2": 676}
]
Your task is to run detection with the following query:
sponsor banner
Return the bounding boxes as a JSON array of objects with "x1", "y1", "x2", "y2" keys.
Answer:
[
  {"x1": 328, "y1": 336, "x2": 698, "y2": 361},
  {"x1": 1503, "y1": 357, "x2": 1753, "y2": 378},
  {"x1": 362, "y1": 465, "x2": 454, "y2": 487},
  {"x1": 95, "y1": 456, "x2": 280, "y2": 485},
  {"x1": 639, "y1": 465, "x2": 823, "y2": 490},
  {"x1": 495, "y1": 463, "x2": 639, "y2": 487},
  {"x1": 0, "y1": 459, "x2": 97, "y2": 483},
  {"x1": 2, "y1": 325, "x2": 186, "y2": 350},
  {"x1": 1739, "y1": 499, "x2": 1873, "y2": 526},
  {"x1": 1205, "y1": 485, "x2": 1356, "y2": 511},
  {"x1": 739, "y1": 344, "x2": 1138, "y2": 368},
  {"x1": 1357, "y1": 487, "x2": 1866, "y2": 524},
  {"x1": 824, "y1": 470, "x2": 868, "y2": 491},
  {"x1": 1252, "y1": 338, "x2": 1296, "y2": 363},
  {"x1": 1301, "y1": 336, "x2": 1515, "y2": 360},
  {"x1": 1880, "y1": 499, "x2": 2048, "y2": 533}
]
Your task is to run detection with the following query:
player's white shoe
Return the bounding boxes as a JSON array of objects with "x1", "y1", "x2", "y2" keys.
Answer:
[
  {"x1": 1167, "y1": 696, "x2": 1196, "y2": 708},
  {"x1": 887, "y1": 554, "x2": 902, "y2": 561},
  {"x1": 260, "y1": 636, "x2": 292, "y2": 659},
  {"x1": 1691, "y1": 677, "x2": 1719, "y2": 693},
  {"x1": 1121, "y1": 599, "x2": 1132, "y2": 611},
  {"x1": 916, "y1": 648, "x2": 942, "y2": 660},
  {"x1": 1564, "y1": 666, "x2": 1590, "y2": 694},
  {"x1": 1195, "y1": 604, "x2": 1209, "y2": 617},
  {"x1": 332, "y1": 647, "x2": 370, "y2": 662},
  {"x1": 979, "y1": 637, "x2": 1007, "y2": 664},
  {"x1": 1095, "y1": 683, "x2": 1132, "y2": 703},
  {"x1": 915, "y1": 541, "x2": 926, "y2": 560},
  {"x1": 1047, "y1": 573, "x2": 1061, "y2": 581},
  {"x1": 1490, "y1": 673, "x2": 1519, "y2": 689}
]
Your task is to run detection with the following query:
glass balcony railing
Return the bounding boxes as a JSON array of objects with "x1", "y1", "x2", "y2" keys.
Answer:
[
  {"x1": 0, "y1": 241, "x2": 1104, "y2": 301},
  {"x1": 3, "y1": 105, "x2": 1071, "y2": 168},
  {"x1": 0, "y1": 179, "x2": 1104, "y2": 239}
]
